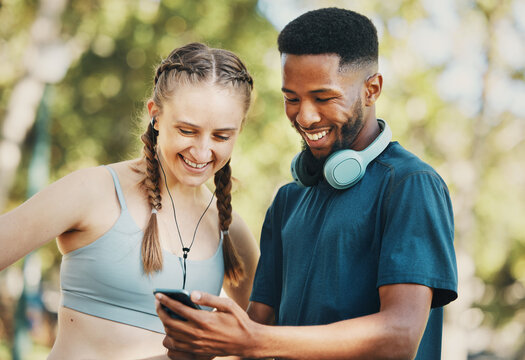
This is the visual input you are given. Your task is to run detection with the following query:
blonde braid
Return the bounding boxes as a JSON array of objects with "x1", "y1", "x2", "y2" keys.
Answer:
[
  {"x1": 214, "y1": 161, "x2": 245, "y2": 286},
  {"x1": 139, "y1": 122, "x2": 163, "y2": 274}
]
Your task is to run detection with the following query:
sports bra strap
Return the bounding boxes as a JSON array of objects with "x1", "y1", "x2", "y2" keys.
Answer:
[{"x1": 104, "y1": 166, "x2": 127, "y2": 210}]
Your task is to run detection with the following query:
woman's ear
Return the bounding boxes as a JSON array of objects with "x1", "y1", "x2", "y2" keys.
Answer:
[
  {"x1": 364, "y1": 73, "x2": 383, "y2": 106},
  {"x1": 147, "y1": 99, "x2": 159, "y2": 118},
  {"x1": 147, "y1": 100, "x2": 161, "y2": 132}
]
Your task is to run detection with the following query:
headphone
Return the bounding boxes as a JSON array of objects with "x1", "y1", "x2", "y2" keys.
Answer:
[{"x1": 290, "y1": 119, "x2": 392, "y2": 190}]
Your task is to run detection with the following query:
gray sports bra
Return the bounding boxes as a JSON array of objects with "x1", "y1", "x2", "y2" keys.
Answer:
[{"x1": 60, "y1": 166, "x2": 224, "y2": 333}]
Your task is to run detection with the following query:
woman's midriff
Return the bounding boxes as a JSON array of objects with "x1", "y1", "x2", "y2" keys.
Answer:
[{"x1": 48, "y1": 306, "x2": 169, "y2": 359}]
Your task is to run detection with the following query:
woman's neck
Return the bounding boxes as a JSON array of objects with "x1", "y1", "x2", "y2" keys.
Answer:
[{"x1": 160, "y1": 180, "x2": 208, "y2": 204}]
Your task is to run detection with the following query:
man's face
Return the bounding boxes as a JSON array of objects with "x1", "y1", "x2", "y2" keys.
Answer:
[{"x1": 281, "y1": 53, "x2": 369, "y2": 159}]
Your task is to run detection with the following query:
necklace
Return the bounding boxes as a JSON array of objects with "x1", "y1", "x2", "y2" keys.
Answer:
[{"x1": 158, "y1": 156, "x2": 215, "y2": 289}]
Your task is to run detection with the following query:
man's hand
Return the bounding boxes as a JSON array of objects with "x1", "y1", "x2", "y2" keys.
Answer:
[
  {"x1": 155, "y1": 291, "x2": 261, "y2": 359},
  {"x1": 162, "y1": 337, "x2": 214, "y2": 360}
]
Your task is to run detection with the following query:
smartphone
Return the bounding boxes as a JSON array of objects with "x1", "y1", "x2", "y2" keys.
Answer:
[{"x1": 153, "y1": 288, "x2": 202, "y2": 321}]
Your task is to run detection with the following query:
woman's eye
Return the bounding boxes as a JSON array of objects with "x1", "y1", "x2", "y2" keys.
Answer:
[
  {"x1": 284, "y1": 97, "x2": 299, "y2": 103},
  {"x1": 215, "y1": 134, "x2": 230, "y2": 141},
  {"x1": 179, "y1": 129, "x2": 194, "y2": 135}
]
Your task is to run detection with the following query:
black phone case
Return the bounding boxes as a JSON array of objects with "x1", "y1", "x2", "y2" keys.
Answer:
[{"x1": 154, "y1": 289, "x2": 202, "y2": 321}]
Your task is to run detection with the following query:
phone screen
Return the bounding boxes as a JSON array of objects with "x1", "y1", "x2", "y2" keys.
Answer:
[{"x1": 154, "y1": 289, "x2": 202, "y2": 321}]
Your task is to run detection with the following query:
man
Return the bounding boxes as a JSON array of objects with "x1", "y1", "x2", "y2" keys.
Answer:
[{"x1": 156, "y1": 7, "x2": 458, "y2": 359}]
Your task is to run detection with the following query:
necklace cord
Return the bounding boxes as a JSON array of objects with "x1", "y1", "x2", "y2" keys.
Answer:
[{"x1": 157, "y1": 153, "x2": 215, "y2": 289}]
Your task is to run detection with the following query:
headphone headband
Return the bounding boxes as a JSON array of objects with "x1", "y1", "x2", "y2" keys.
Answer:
[{"x1": 358, "y1": 119, "x2": 391, "y2": 164}]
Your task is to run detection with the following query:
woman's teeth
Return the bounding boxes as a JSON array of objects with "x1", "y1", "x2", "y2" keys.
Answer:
[
  {"x1": 305, "y1": 130, "x2": 328, "y2": 141},
  {"x1": 182, "y1": 157, "x2": 208, "y2": 169}
]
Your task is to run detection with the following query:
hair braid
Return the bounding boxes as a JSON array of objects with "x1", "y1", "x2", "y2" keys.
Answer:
[
  {"x1": 139, "y1": 122, "x2": 163, "y2": 274},
  {"x1": 214, "y1": 161, "x2": 245, "y2": 286},
  {"x1": 231, "y1": 69, "x2": 254, "y2": 89},
  {"x1": 154, "y1": 61, "x2": 194, "y2": 86}
]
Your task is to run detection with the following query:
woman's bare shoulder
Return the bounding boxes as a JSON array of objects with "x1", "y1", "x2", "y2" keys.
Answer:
[
  {"x1": 105, "y1": 159, "x2": 146, "y2": 186},
  {"x1": 54, "y1": 162, "x2": 141, "y2": 211},
  {"x1": 55, "y1": 165, "x2": 114, "y2": 199}
]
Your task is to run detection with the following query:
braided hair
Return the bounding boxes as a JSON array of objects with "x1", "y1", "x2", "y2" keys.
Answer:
[
  {"x1": 214, "y1": 161, "x2": 244, "y2": 285},
  {"x1": 139, "y1": 43, "x2": 253, "y2": 283}
]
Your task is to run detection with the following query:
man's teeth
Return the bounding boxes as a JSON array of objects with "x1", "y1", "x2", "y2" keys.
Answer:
[
  {"x1": 305, "y1": 130, "x2": 328, "y2": 141},
  {"x1": 182, "y1": 157, "x2": 208, "y2": 169}
]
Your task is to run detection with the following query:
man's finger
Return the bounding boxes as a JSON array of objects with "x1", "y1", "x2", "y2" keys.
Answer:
[
  {"x1": 164, "y1": 335, "x2": 216, "y2": 358},
  {"x1": 166, "y1": 349, "x2": 196, "y2": 360},
  {"x1": 190, "y1": 291, "x2": 238, "y2": 314},
  {"x1": 166, "y1": 350, "x2": 214, "y2": 360},
  {"x1": 155, "y1": 297, "x2": 181, "y2": 328},
  {"x1": 155, "y1": 292, "x2": 202, "y2": 323}
]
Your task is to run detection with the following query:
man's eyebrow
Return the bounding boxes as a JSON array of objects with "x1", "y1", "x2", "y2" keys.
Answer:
[
  {"x1": 310, "y1": 88, "x2": 334, "y2": 94},
  {"x1": 281, "y1": 87, "x2": 295, "y2": 93}
]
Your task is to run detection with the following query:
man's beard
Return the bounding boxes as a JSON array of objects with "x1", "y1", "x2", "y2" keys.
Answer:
[{"x1": 300, "y1": 98, "x2": 364, "y2": 172}]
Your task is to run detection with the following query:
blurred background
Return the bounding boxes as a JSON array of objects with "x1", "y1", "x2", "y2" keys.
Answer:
[{"x1": 0, "y1": 0, "x2": 524, "y2": 359}]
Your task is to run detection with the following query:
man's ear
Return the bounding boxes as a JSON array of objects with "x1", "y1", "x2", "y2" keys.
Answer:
[{"x1": 364, "y1": 73, "x2": 382, "y2": 106}]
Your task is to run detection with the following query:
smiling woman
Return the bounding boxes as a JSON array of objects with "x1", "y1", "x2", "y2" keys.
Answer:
[
  {"x1": 150, "y1": 83, "x2": 245, "y2": 189},
  {"x1": 0, "y1": 42, "x2": 260, "y2": 359}
]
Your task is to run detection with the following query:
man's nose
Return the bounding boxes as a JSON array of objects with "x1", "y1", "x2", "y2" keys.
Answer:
[{"x1": 296, "y1": 101, "x2": 321, "y2": 129}]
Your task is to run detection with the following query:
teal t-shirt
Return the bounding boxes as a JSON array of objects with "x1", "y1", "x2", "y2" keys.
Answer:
[{"x1": 250, "y1": 142, "x2": 458, "y2": 359}]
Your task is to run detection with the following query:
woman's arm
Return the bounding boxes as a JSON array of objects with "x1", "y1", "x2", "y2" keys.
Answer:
[
  {"x1": 247, "y1": 301, "x2": 275, "y2": 325},
  {"x1": 0, "y1": 166, "x2": 109, "y2": 270},
  {"x1": 221, "y1": 211, "x2": 260, "y2": 310}
]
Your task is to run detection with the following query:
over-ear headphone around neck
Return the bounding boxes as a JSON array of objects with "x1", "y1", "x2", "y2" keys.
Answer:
[{"x1": 290, "y1": 119, "x2": 392, "y2": 190}]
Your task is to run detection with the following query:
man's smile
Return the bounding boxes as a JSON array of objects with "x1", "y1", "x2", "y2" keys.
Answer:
[{"x1": 304, "y1": 129, "x2": 330, "y2": 141}]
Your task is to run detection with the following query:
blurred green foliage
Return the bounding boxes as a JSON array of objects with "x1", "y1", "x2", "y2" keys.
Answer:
[{"x1": 0, "y1": 0, "x2": 524, "y2": 359}]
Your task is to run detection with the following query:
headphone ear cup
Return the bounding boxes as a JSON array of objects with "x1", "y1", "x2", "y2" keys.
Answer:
[
  {"x1": 323, "y1": 150, "x2": 365, "y2": 190},
  {"x1": 323, "y1": 119, "x2": 392, "y2": 190},
  {"x1": 291, "y1": 151, "x2": 323, "y2": 187}
]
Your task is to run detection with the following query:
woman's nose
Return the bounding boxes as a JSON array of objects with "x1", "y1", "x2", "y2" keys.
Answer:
[{"x1": 189, "y1": 137, "x2": 212, "y2": 162}]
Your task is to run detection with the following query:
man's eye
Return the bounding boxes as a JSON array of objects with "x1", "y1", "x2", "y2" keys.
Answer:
[
  {"x1": 284, "y1": 97, "x2": 299, "y2": 103},
  {"x1": 179, "y1": 129, "x2": 194, "y2": 135},
  {"x1": 317, "y1": 97, "x2": 335, "y2": 102}
]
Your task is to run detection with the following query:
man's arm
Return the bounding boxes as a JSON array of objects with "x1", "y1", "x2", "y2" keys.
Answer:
[{"x1": 156, "y1": 283, "x2": 431, "y2": 360}]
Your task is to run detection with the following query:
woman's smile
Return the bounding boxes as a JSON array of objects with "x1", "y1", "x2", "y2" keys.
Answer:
[{"x1": 179, "y1": 154, "x2": 211, "y2": 170}]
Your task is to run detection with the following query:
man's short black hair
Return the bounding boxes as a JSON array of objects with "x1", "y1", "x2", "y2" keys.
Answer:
[{"x1": 278, "y1": 7, "x2": 378, "y2": 68}]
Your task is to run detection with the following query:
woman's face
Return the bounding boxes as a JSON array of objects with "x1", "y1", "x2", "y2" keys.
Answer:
[{"x1": 151, "y1": 82, "x2": 245, "y2": 188}]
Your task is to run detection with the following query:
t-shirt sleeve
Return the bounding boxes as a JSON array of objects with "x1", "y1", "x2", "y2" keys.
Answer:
[
  {"x1": 378, "y1": 171, "x2": 458, "y2": 308},
  {"x1": 249, "y1": 189, "x2": 283, "y2": 312}
]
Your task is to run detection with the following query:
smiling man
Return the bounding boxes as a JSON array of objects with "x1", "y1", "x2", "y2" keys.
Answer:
[{"x1": 156, "y1": 7, "x2": 458, "y2": 360}]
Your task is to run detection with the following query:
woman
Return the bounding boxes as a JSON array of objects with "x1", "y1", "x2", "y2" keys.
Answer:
[{"x1": 0, "y1": 42, "x2": 259, "y2": 359}]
